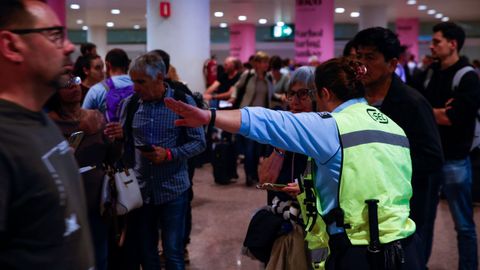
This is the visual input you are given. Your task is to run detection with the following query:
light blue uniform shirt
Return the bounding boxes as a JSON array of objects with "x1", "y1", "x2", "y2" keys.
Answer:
[
  {"x1": 82, "y1": 75, "x2": 133, "y2": 113},
  {"x1": 239, "y1": 98, "x2": 367, "y2": 234}
]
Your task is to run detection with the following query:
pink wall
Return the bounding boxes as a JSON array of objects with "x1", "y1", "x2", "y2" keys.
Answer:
[
  {"x1": 294, "y1": 0, "x2": 334, "y2": 64},
  {"x1": 396, "y1": 18, "x2": 419, "y2": 61},
  {"x1": 229, "y1": 24, "x2": 256, "y2": 63}
]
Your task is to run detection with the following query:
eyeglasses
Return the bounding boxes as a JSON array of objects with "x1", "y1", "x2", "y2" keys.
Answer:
[
  {"x1": 65, "y1": 76, "x2": 82, "y2": 89},
  {"x1": 286, "y1": 88, "x2": 312, "y2": 101},
  {"x1": 8, "y1": 26, "x2": 65, "y2": 48}
]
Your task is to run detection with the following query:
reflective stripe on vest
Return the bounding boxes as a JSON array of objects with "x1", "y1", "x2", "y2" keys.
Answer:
[{"x1": 341, "y1": 130, "x2": 409, "y2": 149}]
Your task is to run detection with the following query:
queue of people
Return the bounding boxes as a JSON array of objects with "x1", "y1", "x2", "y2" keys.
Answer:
[{"x1": 1, "y1": 1, "x2": 480, "y2": 270}]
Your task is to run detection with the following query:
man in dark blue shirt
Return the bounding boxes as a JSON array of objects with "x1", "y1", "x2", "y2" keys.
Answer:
[{"x1": 121, "y1": 52, "x2": 205, "y2": 270}]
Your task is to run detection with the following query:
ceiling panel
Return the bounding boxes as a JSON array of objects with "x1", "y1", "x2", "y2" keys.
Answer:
[{"x1": 66, "y1": 0, "x2": 480, "y2": 29}]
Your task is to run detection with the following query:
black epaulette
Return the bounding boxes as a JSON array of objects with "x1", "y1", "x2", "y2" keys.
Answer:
[{"x1": 317, "y1": 112, "x2": 332, "y2": 119}]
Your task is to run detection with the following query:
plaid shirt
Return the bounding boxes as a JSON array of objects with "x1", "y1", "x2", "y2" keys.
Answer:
[{"x1": 131, "y1": 87, "x2": 205, "y2": 204}]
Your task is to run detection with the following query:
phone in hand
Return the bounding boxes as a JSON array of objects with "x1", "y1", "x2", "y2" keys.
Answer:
[
  {"x1": 68, "y1": 131, "x2": 84, "y2": 149},
  {"x1": 256, "y1": 183, "x2": 287, "y2": 191},
  {"x1": 136, "y1": 144, "x2": 155, "y2": 152}
]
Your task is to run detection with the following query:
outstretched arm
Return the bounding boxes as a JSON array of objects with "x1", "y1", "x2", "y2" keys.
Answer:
[{"x1": 164, "y1": 97, "x2": 242, "y2": 133}]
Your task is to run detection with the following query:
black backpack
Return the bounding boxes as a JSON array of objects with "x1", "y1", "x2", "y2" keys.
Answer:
[
  {"x1": 233, "y1": 70, "x2": 254, "y2": 109},
  {"x1": 167, "y1": 79, "x2": 207, "y2": 109}
]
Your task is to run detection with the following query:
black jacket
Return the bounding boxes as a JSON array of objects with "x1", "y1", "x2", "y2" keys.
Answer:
[
  {"x1": 381, "y1": 74, "x2": 444, "y2": 177},
  {"x1": 423, "y1": 57, "x2": 480, "y2": 160}
]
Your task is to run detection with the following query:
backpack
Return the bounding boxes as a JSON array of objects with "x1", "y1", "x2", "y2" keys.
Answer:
[
  {"x1": 451, "y1": 66, "x2": 480, "y2": 150},
  {"x1": 243, "y1": 208, "x2": 286, "y2": 263},
  {"x1": 233, "y1": 69, "x2": 254, "y2": 109},
  {"x1": 425, "y1": 65, "x2": 480, "y2": 150},
  {"x1": 102, "y1": 78, "x2": 134, "y2": 122},
  {"x1": 167, "y1": 79, "x2": 207, "y2": 109}
]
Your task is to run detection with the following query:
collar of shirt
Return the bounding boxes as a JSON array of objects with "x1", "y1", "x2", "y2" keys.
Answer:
[
  {"x1": 332, "y1": 98, "x2": 367, "y2": 113},
  {"x1": 139, "y1": 83, "x2": 173, "y2": 104}
]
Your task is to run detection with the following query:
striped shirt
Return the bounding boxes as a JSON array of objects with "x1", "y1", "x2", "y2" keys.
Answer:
[{"x1": 131, "y1": 87, "x2": 206, "y2": 204}]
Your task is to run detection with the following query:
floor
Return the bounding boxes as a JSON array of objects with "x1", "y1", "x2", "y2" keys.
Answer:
[{"x1": 185, "y1": 163, "x2": 480, "y2": 270}]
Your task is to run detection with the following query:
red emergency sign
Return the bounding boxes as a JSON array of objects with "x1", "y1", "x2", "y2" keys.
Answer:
[{"x1": 160, "y1": 2, "x2": 171, "y2": 18}]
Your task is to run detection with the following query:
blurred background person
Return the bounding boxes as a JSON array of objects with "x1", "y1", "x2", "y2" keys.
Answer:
[
  {"x1": 80, "y1": 42, "x2": 98, "y2": 57},
  {"x1": 342, "y1": 40, "x2": 357, "y2": 57},
  {"x1": 203, "y1": 55, "x2": 218, "y2": 88},
  {"x1": 167, "y1": 64, "x2": 180, "y2": 82},
  {"x1": 203, "y1": 56, "x2": 242, "y2": 109},
  {"x1": 73, "y1": 54, "x2": 105, "y2": 102},
  {"x1": 307, "y1": 55, "x2": 320, "y2": 67},
  {"x1": 82, "y1": 48, "x2": 133, "y2": 118},
  {"x1": 472, "y1": 59, "x2": 480, "y2": 77},
  {"x1": 268, "y1": 55, "x2": 290, "y2": 110},
  {"x1": 229, "y1": 51, "x2": 274, "y2": 186},
  {"x1": 422, "y1": 21, "x2": 480, "y2": 270},
  {"x1": 280, "y1": 58, "x2": 293, "y2": 75}
]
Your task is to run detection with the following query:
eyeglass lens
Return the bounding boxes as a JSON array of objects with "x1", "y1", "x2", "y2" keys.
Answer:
[
  {"x1": 287, "y1": 89, "x2": 310, "y2": 100},
  {"x1": 9, "y1": 26, "x2": 65, "y2": 48}
]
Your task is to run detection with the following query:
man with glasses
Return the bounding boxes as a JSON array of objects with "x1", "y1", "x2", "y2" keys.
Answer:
[
  {"x1": 0, "y1": 1, "x2": 95, "y2": 269},
  {"x1": 352, "y1": 27, "x2": 444, "y2": 268}
]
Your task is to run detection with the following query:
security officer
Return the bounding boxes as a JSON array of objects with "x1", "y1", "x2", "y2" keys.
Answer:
[{"x1": 165, "y1": 57, "x2": 422, "y2": 270}]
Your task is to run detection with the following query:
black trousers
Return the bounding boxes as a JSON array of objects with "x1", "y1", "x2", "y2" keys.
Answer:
[{"x1": 325, "y1": 233, "x2": 423, "y2": 270}]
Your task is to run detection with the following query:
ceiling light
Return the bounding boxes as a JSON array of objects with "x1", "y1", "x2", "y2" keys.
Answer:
[
  {"x1": 435, "y1": 13, "x2": 443, "y2": 19},
  {"x1": 238, "y1": 15, "x2": 247, "y2": 21},
  {"x1": 133, "y1": 25, "x2": 140, "y2": 30},
  {"x1": 350, "y1": 12, "x2": 360, "y2": 18},
  {"x1": 70, "y1": 4, "x2": 80, "y2": 10},
  {"x1": 76, "y1": 19, "x2": 83, "y2": 24},
  {"x1": 441, "y1": 17, "x2": 449, "y2": 22},
  {"x1": 258, "y1": 18, "x2": 267, "y2": 24},
  {"x1": 82, "y1": 26, "x2": 88, "y2": 31},
  {"x1": 276, "y1": 21, "x2": 285, "y2": 27},
  {"x1": 407, "y1": 0, "x2": 416, "y2": 5},
  {"x1": 111, "y1": 9, "x2": 120, "y2": 15},
  {"x1": 335, "y1": 7, "x2": 345, "y2": 14},
  {"x1": 214, "y1": 11, "x2": 224, "y2": 17},
  {"x1": 106, "y1": 22, "x2": 114, "y2": 27},
  {"x1": 418, "y1": 5, "x2": 427, "y2": 11},
  {"x1": 219, "y1": 23, "x2": 228, "y2": 28},
  {"x1": 427, "y1": 9, "x2": 436, "y2": 15}
]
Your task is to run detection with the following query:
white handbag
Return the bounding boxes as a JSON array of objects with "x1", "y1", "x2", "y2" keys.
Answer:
[{"x1": 101, "y1": 168, "x2": 143, "y2": 216}]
